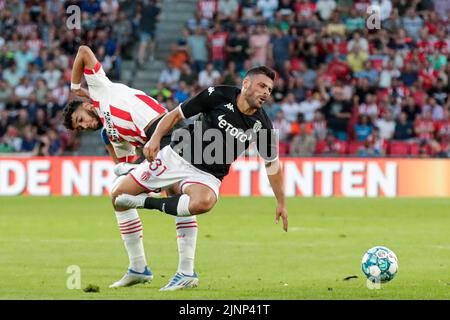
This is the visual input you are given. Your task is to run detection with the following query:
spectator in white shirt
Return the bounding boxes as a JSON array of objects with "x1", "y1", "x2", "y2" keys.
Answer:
[
  {"x1": 41, "y1": 61, "x2": 62, "y2": 90},
  {"x1": 375, "y1": 110, "x2": 396, "y2": 139},
  {"x1": 198, "y1": 63, "x2": 221, "y2": 88},
  {"x1": 359, "y1": 94, "x2": 380, "y2": 119},
  {"x1": 51, "y1": 78, "x2": 70, "y2": 108},
  {"x1": 272, "y1": 110, "x2": 291, "y2": 142},
  {"x1": 159, "y1": 62, "x2": 181, "y2": 90},
  {"x1": 257, "y1": 0, "x2": 279, "y2": 21},
  {"x1": 14, "y1": 77, "x2": 34, "y2": 107},
  {"x1": 281, "y1": 93, "x2": 302, "y2": 123},
  {"x1": 347, "y1": 31, "x2": 369, "y2": 53},
  {"x1": 3, "y1": 63, "x2": 23, "y2": 87},
  {"x1": 316, "y1": 0, "x2": 336, "y2": 20},
  {"x1": 371, "y1": 0, "x2": 392, "y2": 21},
  {"x1": 422, "y1": 97, "x2": 444, "y2": 121},
  {"x1": 218, "y1": 0, "x2": 239, "y2": 19},
  {"x1": 298, "y1": 90, "x2": 322, "y2": 122},
  {"x1": 378, "y1": 60, "x2": 400, "y2": 88}
]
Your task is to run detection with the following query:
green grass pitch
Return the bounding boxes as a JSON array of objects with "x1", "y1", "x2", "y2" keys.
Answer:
[{"x1": 0, "y1": 196, "x2": 449, "y2": 300}]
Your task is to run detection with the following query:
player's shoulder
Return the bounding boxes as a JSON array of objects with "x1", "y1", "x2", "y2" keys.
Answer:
[
  {"x1": 255, "y1": 107, "x2": 273, "y2": 128},
  {"x1": 205, "y1": 85, "x2": 241, "y2": 99}
]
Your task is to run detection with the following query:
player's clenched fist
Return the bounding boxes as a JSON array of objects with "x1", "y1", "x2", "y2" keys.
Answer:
[{"x1": 143, "y1": 139, "x2": 160, "y2": 161}]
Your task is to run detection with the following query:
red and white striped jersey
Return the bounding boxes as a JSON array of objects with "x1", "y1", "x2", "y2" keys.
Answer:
[{"x1": 84, "y1": 62, "x2": 167, "y2": 158}]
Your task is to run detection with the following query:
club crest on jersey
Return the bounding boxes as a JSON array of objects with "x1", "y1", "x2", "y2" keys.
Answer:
[
  {"x1": 140, "y1": 171, "x2": 151, "y2": 182},
  {"x1": 253, "y1": 120, "x2": 262, "y2": 133},
  {"x1": 224, "y1": 103, "x2": 234, "y2": 112},
  {"x1": 208, "y1": 87, "x2": 215, "y2": 95}
]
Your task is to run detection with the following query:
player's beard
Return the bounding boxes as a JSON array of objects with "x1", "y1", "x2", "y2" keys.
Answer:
[
  {"x1": 87, "y1": 109, "x2": 102, "y2": 131},
  {"x1": 247, "y1": 94, "x2": 264, "y2": 110}
]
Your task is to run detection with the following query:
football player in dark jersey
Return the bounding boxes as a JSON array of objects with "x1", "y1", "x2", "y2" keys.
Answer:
[{"x1": 113, "y1": 66, "x2": 288, "y2": 290}]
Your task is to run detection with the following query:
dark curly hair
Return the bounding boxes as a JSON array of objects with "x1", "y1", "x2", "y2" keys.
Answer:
[{"x1": 62, "y1": 100, "x2": 84, "y2": 130}]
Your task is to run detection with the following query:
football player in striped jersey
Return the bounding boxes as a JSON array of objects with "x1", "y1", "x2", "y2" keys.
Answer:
[{"x1": 62, "y1": 45, "x2": 200, "y2": 290}]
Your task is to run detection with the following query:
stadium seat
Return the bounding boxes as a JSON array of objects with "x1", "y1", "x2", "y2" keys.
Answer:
[
  {"x1": 336, "y1": 141, "x2": 349, "y2": 155},
  {"x1": 409, "y1": 142, "x2": 420, "y2": 156},
  {"x1": 348, "y1": 141, "x2": 365, "y2": 155},
  {"x1": 388, "y1": 142, "x2": 410, "y2": 156}
]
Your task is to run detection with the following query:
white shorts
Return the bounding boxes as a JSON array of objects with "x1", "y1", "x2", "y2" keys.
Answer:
[{"x1": 129, "y1": 146, "x2": 222, "y2": 199}]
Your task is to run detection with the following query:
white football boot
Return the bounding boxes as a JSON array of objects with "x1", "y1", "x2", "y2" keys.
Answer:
[
  {"x1": 109, "y1": 266, "x2": 153, "y2": 288},
  {"x1": 159, "y1": 272, "x2": 199, "y2": 291}
]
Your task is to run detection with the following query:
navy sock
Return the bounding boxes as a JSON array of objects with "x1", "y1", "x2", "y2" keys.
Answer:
[{"x1": 144, "y1": 195, "x2": 182, "y2": 216}]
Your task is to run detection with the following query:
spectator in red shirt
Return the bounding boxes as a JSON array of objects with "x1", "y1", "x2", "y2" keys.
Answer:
[
  {"x1": 316, "y1": 131, "x2": 347, "y2": 155},
  {"x1": 198, "y1": 0, "x2": 218, "y2": 20},
  {"x1": 294, "y1": 0, "x2": 316, "y2": 18},
  {"x1": 436, "y1": 108, "x2": 450, "y2": 144},
  {"x1": 366, "y1": 127, "x2": 388, "y2": 156},
  {"x1": 414, "y1": 111, "x2": 436, "y2": 141},
  {"x1": 208, "y1": 22, "x2": 228, "y2": 72}
]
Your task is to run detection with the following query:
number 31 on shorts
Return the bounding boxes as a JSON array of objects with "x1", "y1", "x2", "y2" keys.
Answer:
[{"x1": 148, "y1": 158, "x2": 167, "y2": 177}]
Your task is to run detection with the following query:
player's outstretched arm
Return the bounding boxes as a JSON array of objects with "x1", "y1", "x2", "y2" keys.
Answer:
[
  {"x1": 143, "y1": 108, "x2": 183, "y2": 161},
  {"x1": 266, "y1": 159, "x2": 288, "y2": 232},
  {"x1": 70, "y1": 45, "x2": 98, "y2": 99}
]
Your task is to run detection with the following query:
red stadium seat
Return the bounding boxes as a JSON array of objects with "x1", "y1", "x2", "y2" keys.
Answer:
[
  {"x1": 348, "y1": 141, "x2": 365, "y2": 155},
  {"x1": 315, "y1": 141, "x2": 326, "y2": 155},
  {"x1": 314, "y1": 140, "x2": 348, "y2": 155},
  {"x1": 388, "y1": 142, "x2": 410, "y2": 156},
  {"x1": 409, "y1": 142, "x2": 420, "y2": 156},
  {"x1": 335, "y1": 140, "x2": 349, "y2": 155}
]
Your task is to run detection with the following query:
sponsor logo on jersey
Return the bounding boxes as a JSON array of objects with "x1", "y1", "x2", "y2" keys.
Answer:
[
  {"x1": 208, "y1": 87, "x2": 215, "y2": 95},
  {"x1": 103, "y1": 111, "x2": 121, "y2": 142},
  {"x1": 224, "y1": 103, "x2": 234, "y2": 112},
  {"x1": 217, "y1": 114, "x2": 252, "y2": 142}
]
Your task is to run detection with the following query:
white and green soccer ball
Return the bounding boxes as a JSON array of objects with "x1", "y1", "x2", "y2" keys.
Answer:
[{"x1": 361, "y1": 246, "x2": 398, "y2": 283}]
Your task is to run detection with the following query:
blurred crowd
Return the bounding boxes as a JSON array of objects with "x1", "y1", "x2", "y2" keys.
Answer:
[
  {"x1": 154, "y1": 0, "x2": 450, "y2": 158},
  {"x1": 1, "y1": 0, "x2": 450, "y2": 158},
  {"x1": 0, "y1": 0, "x2": 160, "y2": 155}
]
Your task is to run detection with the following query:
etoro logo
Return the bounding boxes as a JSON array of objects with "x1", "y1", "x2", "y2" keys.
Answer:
[{"x1": 217, "y1": 114, "x2": 252, "y2": 142}]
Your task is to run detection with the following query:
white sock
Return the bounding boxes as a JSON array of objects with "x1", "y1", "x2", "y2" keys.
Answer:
[
  {"x1": 115, "y1": 209, "x2": 147, "y2": 273},
  {"x1": 176, "y1": 194, "x2": 191, "y2": 216},
  {"x1": 176, "y1": 216, "x2": 197, "y2": 276}
]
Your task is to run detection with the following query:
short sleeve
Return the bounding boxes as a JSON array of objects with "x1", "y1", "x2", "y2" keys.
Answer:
[
  {"x1": 84, "y1": 62, "x2": 111, "y2": 89},
  {"x1": 110, "y1": 140, "x2": 136, "y2": 159},
  {"x1": 179, "y1": 86, "x2": 221, "y2": 119},
  {"x1": 256, "y1": 111, "x2": 279, "y2": 163}
]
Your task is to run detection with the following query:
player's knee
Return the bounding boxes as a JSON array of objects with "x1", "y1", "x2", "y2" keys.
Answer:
[
  {"x1": 189, "y1": 193, "x2": 216, "y2": 214},
  {"x1": 111, "y1": 186, "x2": 125, "y2": 209}
]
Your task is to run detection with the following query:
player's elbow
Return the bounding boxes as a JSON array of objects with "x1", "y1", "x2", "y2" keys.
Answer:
[
  {"x1": 78, "y1": 45, "x2": 90, "y2": 54},
  {"x1": 78, "y1": 45, "x2": 93, "y2": 59}
]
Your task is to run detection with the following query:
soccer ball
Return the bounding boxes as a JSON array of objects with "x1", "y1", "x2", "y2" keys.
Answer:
[{"x1": 361, "y1": 246, "x2": 398, "y2": 283}]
